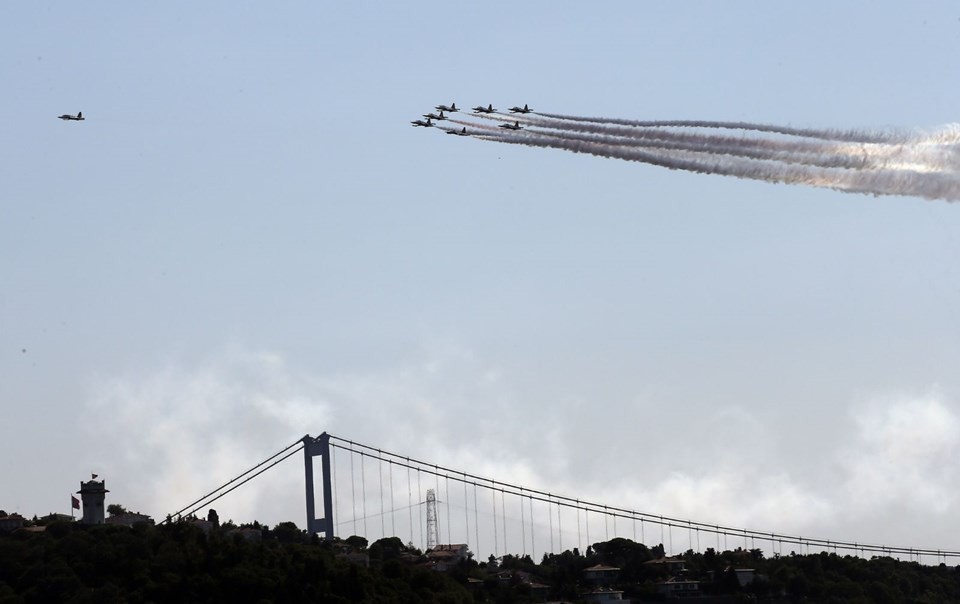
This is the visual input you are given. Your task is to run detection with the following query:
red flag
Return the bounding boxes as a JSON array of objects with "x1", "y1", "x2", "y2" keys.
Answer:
[{"x1": 71, "y1": 495, "x2": 80, "y2": 510}]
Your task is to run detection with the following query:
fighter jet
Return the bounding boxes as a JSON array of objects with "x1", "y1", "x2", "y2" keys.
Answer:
[
  {"x1": 422, "y1": 111, "x2": 449, "y2": 121},
  {"x1": 435, "y1": 102, "x2": 459, "y2": 113},
  {"x1": 508, "y1": 104, "x2": 533, "y2": 114},
  {"x1": 499, "y1": 121, "x2": 523, "y2": 130},
  {"x1": 472, "y1": 104, "x2": 496, "y2": 114},
  {"x1": 446, "y1": 127, "x2": 470, "y2": 136},
  {"x1": 410, "y1": 118, "x2": 434, "y2": 127},
  {"x1": 58, "y1": 111, "x2": 85, "y2": 121}
]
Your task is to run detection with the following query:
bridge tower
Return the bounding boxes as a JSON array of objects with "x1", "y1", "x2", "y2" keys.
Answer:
[
  {"x1": 426, "y1": 488, "x2": 438, "y2": 549},
  {"x1": 302, "y1": 433, "x2": 335, "y2": 540}
]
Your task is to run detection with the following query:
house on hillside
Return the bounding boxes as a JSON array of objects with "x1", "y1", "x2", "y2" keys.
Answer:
[
  {"x1": 106, "y1": 512, "x2": 154, "y2": 528},
  {"x1": 582, "y1": 587, "x2": 625, "y2": 601},
  {"x1": 655, "y1": 577, "x2": 701, "y2": 599},
  {"x1": 491, "y1": 570, "x2": 552, "y2": 599},
  {"x1": 644, "y1": 556, "x2": 686, "y2": 575},
  {"x1": 0, "y1": 513, "x2": 25, "y2": 532},
  {"x1": 425, "y1": 543, "x2": 470, "y2": 572},
  {"x1": 430, "y1": 543, "x2": 470, "y2": 559},
  {"x1": 583, "y1": 563, "x2": 621, "y2": 585},
  {"x1": 733, "y1": 567, "x2": 756, "y2": 587},
  {"x1": 466, "y1": 577, "x2": 485, "y2": 593}
]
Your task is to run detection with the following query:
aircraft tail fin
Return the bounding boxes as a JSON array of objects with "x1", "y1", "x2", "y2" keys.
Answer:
[{"x1": 77, "y1": 111, "x2": 82, "y2": 118}]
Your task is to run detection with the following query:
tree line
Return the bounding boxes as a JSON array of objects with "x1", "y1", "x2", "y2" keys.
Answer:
[{"x1": 2, "y1": 515, "x2": 960, "y2": 603}]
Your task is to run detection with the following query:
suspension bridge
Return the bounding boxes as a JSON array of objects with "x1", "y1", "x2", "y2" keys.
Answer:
[{"x1": 165, "y1": 432, "x2": 960, "y2": 565}]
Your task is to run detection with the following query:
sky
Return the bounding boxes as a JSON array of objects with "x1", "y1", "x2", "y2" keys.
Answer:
[{"x1": 3, "y1": 1, "x2": 960, "y2": 558}]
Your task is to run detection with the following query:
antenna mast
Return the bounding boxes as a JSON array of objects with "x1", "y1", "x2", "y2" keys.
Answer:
[{"x1": 426, "y1": 488, "x2": 439, "y2": 549}]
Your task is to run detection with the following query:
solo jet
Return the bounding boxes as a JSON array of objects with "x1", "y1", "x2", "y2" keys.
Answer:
[
  {"x1": 446, "y1": 127, "x2": 470, "y2": 136},
  {"x1": 499, "y1": 121, "x2": 522, "y2": 130},
  {"x1": 435, "y1": 102, "x2": 459, "y2": 113},
  {"x1": 508, "y1": 104, "x2": 533, "y2": 114},
  {"x1": 410, "y1": 118, "x2": 434, "y2": 127},
  {"x1": 472, "y1": 104, "x2": 496, "y2": 114},
  {"x1": 422, "y1": 111, "x2": 449, "y2": 121},
  {"x1": 58, "y1": 111, "x2": 85, "y2": 121}
]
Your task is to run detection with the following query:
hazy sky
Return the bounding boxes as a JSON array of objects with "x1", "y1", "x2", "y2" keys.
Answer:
[{"x1": 4, "y1": 1, "x2": 960, "y2": 557}]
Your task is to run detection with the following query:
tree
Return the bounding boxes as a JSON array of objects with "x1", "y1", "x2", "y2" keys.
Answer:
[
  {"x1": 369, "y1": 537, "x2": 405, "y2": 561},
  {"x1": 107, "y1": 504, "x2": 127, "y2": 517},
  {"x1": 273, "y1": 521, "x2": 304, "y2": 544}
]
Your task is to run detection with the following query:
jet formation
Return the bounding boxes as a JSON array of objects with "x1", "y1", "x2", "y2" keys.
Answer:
[
  {"x1": 411, "y1": 101, "x2": 533, "y2": 137},
  {"x1": 58, "y1": 111, "x2": 84, "y2": 121}
]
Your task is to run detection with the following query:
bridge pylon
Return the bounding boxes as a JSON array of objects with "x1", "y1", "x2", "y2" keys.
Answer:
[{"x1": 302, "y1": 433, "x2": 335, "y2": 540}]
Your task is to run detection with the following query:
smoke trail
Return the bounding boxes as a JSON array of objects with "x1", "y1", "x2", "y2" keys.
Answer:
[
  {"x1": 475, "y1": 112, "x2": 960, "y2": 173},
  {"x1": 523, "y1": 123, "x2": 873, "y2": 171},
  {"x1": 477, "y1": 130, "x2": 960, "y2": 201},
  {"x1": 523, "y1": 117, "x2": 960, "y2": 174},
  {"x1": 534, "y1": 112, "x2": 910, "y2": 144},
  {"x1": 430, "y1": 105, "x2": 960, "y2": 200}
]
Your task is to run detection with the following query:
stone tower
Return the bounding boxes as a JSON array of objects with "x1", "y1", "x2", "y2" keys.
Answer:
[{"x1": 77, "y1": 478, "x2": 109, "y2": 525}]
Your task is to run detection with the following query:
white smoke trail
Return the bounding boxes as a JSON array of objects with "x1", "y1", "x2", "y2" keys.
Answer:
[
  {"x1": 523, "y1": 118, "x2": 960, "y2": 174},
  {"x1": 476, "y1": 130, "x2": 960, "y2": 201},
  {"x1": 428, "y1": 105, "x2": 960, "y2": 200},
  {"x1": 472, "y1": 112, "x2": 960, "y2": 173},
  {"x1": 534, "y1": 112, "x2": 911, "y2": 144},
  {"x1": 523, "y1": 124, "x2": 872, "y2": 171}
]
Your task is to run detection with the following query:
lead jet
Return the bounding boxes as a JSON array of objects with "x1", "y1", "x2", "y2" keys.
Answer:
[
  {"x1": 446, "y1": 127, "x2": 470, "y2": 136},
  {"x1": 410, "y1": 118, "x2": 434, "y2": 127},
  {"x1": 472, "y1": 104, "x2": 496, "y2": 114},
  {"x1": 422, "y1": 111, "x2": 449, "y2": 121},
  {"x1": 508, "y1": 104, "x2": 533, "y2": 114},
  {"x1": 58, "y1": 111, "x2": 85, "y2": 121},
  {"x1": 499, "y1": 121, "x2": 522, "y2": 130},
  {"x1": 435, "y1": 102, "x2": 459, "y2": 113}
]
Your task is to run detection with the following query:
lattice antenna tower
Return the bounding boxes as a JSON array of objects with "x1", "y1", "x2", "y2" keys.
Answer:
[{"x1": 426, "y1": 488, "x2": 439, "y2": 550}]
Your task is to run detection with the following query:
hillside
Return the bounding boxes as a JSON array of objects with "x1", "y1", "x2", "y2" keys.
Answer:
[{"x1": 2, "y1": 519, "x2": 960, "y2": 603}]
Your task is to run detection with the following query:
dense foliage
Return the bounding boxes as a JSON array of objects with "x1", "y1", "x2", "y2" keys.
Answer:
[
  {"x1": 0, "y1": 522, "x2": 469, "y2": 604},
  {"x1": 3, "y1": 522, "x2": 960, "y2": 603}
]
